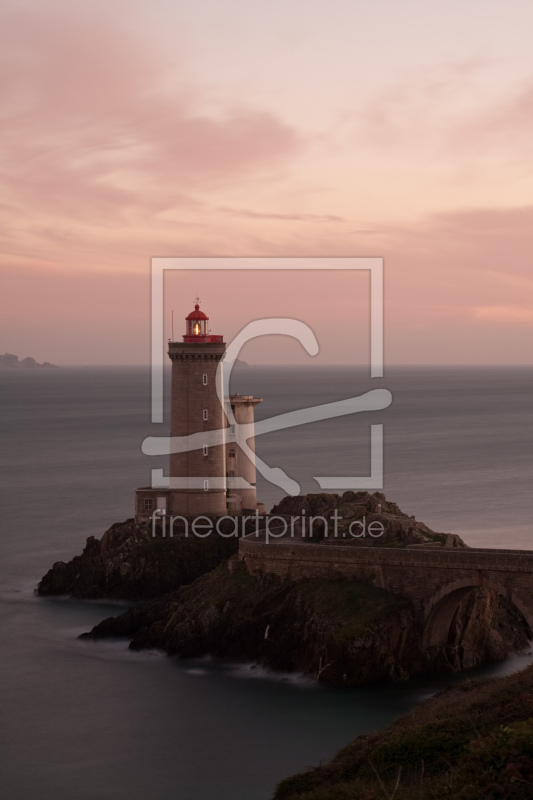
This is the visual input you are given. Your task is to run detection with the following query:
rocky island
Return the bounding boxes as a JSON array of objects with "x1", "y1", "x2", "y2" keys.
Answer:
[
  {"x1": 39, "y1": 492, "x2": 532, "y2": 684},
  {"x1": 38, "y1": 491, "x2": 533, "y2": 797},
  {"x1": 0, "y1": 352, "x2": 57, "y2": 368}
]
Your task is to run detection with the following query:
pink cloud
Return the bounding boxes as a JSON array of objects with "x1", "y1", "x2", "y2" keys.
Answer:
[
  {"x1": 218, "y1": 207, "x2": 345, "y2": 222},
  {"x1": 1, "y1": 9, "x2": 531, "y2": 366},
  {"x1": 447, "y1": 82, "x2": 533, "y2": 156},
  {"x1": 2, "y1": 197, "x2": 532, "y2": 364},
  {"x1": 474, "y1": 306, "x2": 533, "y2": 325},
  {"x1": 349, "y1": 59, "x2": 533, "y2": 165},
  {"x1": 0, "y1": 8, "x2": 302, "y2": 231}
]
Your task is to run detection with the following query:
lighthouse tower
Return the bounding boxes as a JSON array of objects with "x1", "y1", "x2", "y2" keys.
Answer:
[
  {"x1": 167, "y1": 303, "x2": 228, "y2": 516},
  {"x1": 134, "y1": 302, "x2": 264, "y2": 522}
]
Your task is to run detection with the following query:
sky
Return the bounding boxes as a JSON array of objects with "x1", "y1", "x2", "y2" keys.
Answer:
[{"x1": 1, "y1": 0, "x2": 532, "y2": 364}]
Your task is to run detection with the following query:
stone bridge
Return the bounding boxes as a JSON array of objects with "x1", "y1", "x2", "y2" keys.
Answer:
[{"x1": 238, "y1": 537, "x2": 533, "y2": 647}]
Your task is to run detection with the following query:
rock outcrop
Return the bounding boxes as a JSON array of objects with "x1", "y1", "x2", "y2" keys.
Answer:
[
  {"x1": 0, "y1": 353, "x2": 57, "y2": 368},
  {"x1": 81, "y1": 564, "x2": 531, "y2": 685},
  {"x1": 37, "y1": 518, "x2": 239, "y2": 600},
  {"x1": 82, "y1": 567, "x2": 425, "y2": 684},
  {"x1": 40, "y1": 493, "x2": 531, "y2": 684},
  {"x1": 271, "y1": 491, "x2": 467, "y2": 547},
  {"x1": 429, "y1": 586, "x2": 532, "y2": 673}
]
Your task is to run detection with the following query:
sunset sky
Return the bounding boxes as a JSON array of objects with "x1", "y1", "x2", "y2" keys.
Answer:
[{"x1": 1, "y1": 0, "x2": 532, "y2": 364}]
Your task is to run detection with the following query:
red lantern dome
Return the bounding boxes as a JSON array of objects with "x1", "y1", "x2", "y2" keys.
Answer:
[
  {"x1": 182, "y1": 303, "x2": 223, "y2": 343},
  {"x1": 186, "y1": 304, "x2": 208, "y2": 322}
]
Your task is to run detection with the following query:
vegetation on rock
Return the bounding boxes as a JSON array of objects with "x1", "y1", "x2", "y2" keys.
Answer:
[
  {"x1": 273, "y1": 664, "x2": 533, "y2": 799},
  {"x1": 272, "y1": 491, "x2": 466, "y2": 548}
]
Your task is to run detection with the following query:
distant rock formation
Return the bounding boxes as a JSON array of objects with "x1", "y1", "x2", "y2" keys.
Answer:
[{"x1": 0, "y1": 353, "x2": 58, "y2": 368}]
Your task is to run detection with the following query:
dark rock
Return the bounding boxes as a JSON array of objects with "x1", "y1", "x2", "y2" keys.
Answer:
[
  {"x1": 427, "y1": 587, "x2": 532, "y2": 673},
  {"x1": 48, "y1": 493, "x2": 526, "y2": 687},
  {"x1": 0, "y1": 353, "x2": 58, "y2": 368},
  {"x1": 20, "y1": 357, "x2": 39, "y2": 368},
  {"x1": 37, "y1": 518, "x2": 239, "y2": 600},
  {"x1": 81, "y1": 568, "x2": 423, "y2": 683},
  {"x1": 0, "y1": 353, "x2": 20, "y2": 368},
  {"x1": 81, "y1": 569, "x2": 531, "y2": 685},
  {"x1": 271, "y1": 494, "x2": 340, "y2": 516}
]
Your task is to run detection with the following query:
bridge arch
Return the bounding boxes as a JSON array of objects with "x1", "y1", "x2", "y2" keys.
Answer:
[{"x1": 422, "y1": 577, "x2": 533, "y2": 650}]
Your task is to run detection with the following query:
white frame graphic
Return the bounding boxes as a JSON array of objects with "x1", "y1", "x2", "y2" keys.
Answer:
[{"x1": 148, "y1": 257, "x2": 385, "y2": 491}]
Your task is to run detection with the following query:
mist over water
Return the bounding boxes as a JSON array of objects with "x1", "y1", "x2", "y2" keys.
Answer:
[{"x1": 1, "y1": 366, "x2": 531, "y2": 799}]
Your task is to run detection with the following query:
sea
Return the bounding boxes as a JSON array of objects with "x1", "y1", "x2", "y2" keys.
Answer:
[{"x1": 1, "y1": 365, "x2": 532, "y2": 800}]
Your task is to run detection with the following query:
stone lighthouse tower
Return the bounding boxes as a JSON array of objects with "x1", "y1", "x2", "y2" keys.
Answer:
[
  {"x1": 167, "y1": 303, "x2": 228, "y2": 516},
  {"x1": 134, "y1": 302, "x2": 264, "y2": 522}
]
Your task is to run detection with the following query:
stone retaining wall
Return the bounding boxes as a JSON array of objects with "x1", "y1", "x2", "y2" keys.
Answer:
[{"x1": 239, "y1": 538, "x2": 533, "y2": 629}]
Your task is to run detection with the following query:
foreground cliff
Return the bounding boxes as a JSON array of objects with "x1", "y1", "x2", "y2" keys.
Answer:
[{"x1": 273, "y1": 664, "x2": 533, "y2": 799}]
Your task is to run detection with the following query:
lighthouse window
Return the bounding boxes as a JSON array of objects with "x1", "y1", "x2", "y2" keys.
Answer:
[
  {"x1": 194, "y1": 322, "x2": 200, "y2": 335},
  {"x1": 203, "y1": 445, "x2": 208, "y2": 456},
  {"x1": 203, "y1": 480, "x2": 209, "y2": 491},
  {"x1": 202, "y1": 374, "x2": 208, "y2": 385},
  {"x1": 203, "y1": 409, "x2": 208, "y2": 421}
]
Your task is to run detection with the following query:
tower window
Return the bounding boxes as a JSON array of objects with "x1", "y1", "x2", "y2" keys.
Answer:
[
  {"x1": 228, "y1": 448, "x2": 235, "y2": 458},
  {"x1": 203, "y1": 445, "x2": 208, "y2": 456},
  {"x1": 202, "y1": 374, "x2": 208, "y2": 385},
  {"x1": 203, "y1": 409, "x2": 208, "y2": 421},
  {"x1": 203, "y1": 480, "x2": 209, "y2": 491},
  {"x1": 228, "y1": 470, "x2": 235, "y2": 477}
]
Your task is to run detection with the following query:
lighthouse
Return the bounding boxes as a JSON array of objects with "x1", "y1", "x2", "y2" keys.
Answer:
[
  {"x1": 168, "y1": 302, "x2": 227, "y2": 516},
  {"x1": 135, "y1": 302, "x2": 264, "y2": 521}
]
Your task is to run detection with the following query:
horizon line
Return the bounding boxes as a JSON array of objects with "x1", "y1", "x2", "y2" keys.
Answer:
[{"x1": 29, "y1": 362, "x2": 533, "y2": 369}]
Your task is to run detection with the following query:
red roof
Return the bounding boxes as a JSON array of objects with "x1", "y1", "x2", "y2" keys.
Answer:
[{"x1": 186, "y1": 303, "x2": 208, "y2": 321}]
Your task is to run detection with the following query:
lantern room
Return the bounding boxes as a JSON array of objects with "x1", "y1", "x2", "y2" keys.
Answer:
[
  {"x1": 185, "y1": 304, "x2": 208, "y2": 337},
  {"x1": 182, "y1": 302, "x2": 224, "y2": 343}
]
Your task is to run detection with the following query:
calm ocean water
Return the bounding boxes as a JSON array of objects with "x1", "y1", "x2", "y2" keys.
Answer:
[{"x1": 1, "y1": 366, "x2": 532, "y2": 800}]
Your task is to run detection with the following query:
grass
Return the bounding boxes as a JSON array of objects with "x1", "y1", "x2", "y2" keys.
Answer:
[
  {"x1": 293, "y1": 578, "x2": 410, "y2": 642},
  {"x1": 273, "y1": 664, "x2": 533, "y2": 799}
]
